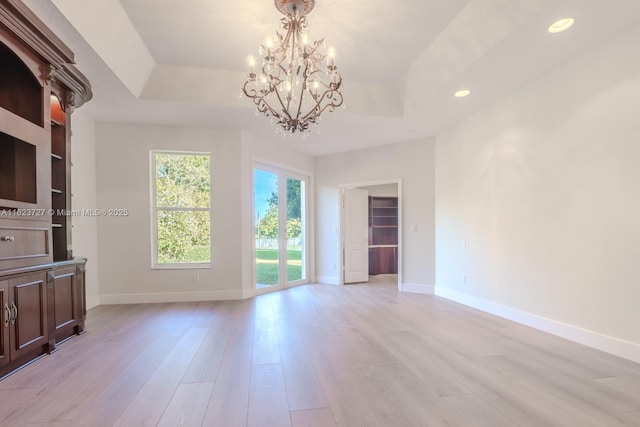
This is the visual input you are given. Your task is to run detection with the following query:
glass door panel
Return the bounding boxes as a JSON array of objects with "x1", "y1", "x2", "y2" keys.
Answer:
[
  {"x1": 254, "y1": 169, "x2": 279, "y2": 288},
  {"x1": 286, "y1": 177, "x2": 305, "y2": 283}
]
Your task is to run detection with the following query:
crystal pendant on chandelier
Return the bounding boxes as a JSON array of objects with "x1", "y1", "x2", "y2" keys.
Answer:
[{"x1": 242, "y1": 0, "x2": 344, "y2": 134}]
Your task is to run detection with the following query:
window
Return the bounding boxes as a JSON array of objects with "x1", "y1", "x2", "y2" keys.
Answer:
[{"x1": 151, "y1": 151, "x2": 211, "y2": 268}]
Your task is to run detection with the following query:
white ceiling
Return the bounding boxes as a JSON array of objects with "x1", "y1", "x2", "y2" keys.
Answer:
[{"x1": 22, "y1": 0, "x2": 640, "y2": 156}]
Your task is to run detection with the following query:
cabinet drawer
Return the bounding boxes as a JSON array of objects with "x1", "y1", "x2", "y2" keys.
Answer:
[{"x1": 0, "y1": 222, "x2": 50, "y2": 261}]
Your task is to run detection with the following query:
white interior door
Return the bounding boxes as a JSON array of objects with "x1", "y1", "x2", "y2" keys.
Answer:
[{"x1": 343, "y1": 188, "x2": 369, "y2": 283}]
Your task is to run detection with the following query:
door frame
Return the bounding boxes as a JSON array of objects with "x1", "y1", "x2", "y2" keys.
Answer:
[{"x1": 338, "y1": 178, "x2": 402, "y2": 289}]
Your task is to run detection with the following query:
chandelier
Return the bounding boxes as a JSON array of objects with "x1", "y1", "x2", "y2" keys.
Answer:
[{"x1": 242, "y1": 0, "x2": 344, "y2": 134}]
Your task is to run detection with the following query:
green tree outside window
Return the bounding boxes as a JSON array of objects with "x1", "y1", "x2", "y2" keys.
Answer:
[{"x1": 154, "y1": 152, "x2": 211, "y2": 265}]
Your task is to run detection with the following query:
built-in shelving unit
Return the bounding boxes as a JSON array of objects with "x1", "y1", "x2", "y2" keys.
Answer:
[
  {"x1": 50, "y1": 91, "x2": 71, "y2": 262},
  {"x1": 1, "y1": 0, "x2": 91, "y2": 379},
  {"x1": 368, "y1": 196, "x2": 398, "y2": 275}
]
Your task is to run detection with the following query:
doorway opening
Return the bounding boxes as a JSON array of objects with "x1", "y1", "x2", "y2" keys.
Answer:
[
  {"x1": 339, "y1": 180, "x2": 401, "y2": 290},
  {"x1": 253, "y1": 164, "x2": 308, "y2": 292}
]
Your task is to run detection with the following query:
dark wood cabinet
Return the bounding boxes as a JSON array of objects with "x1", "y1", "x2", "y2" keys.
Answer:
[
  {"x1": 47, "y1": 263, "x2": 85, "y2": 345},
  {"x1": 0, "y1": 0, "x2": 91, "y2": 379},
  {"x1": 369, "y1": 246, "x2": 398, "y2": 275},
  {"x1": 0, "y1": 271, "x2": 52, "y2": 374},
  {"x1": 8, "y1": 271, "x2": 48, "y2": 360},
  {"x1": 0, "y1": 280, "x2": 9, "y2": 369},
  {"x1": 368, "y1": 197, "x2": 398, "y2": 275}
]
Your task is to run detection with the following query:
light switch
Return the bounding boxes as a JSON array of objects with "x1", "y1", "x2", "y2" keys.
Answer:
[{"x1": 411, "y1": 224, "x2": 417, "y2": 232}]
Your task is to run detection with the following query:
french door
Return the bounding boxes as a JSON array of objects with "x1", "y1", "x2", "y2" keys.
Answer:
[{"x1": 254, "y1": 164, "x2": 307, "y2": 290}]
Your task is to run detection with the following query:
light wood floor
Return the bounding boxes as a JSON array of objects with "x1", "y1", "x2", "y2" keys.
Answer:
[{"x1": 2, "y1": 277, "x2": 640, "y2": 426}]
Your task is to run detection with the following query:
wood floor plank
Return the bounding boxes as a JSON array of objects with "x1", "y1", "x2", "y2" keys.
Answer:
[
  {"x1": 13, "y1": 340, "x2": 157, "y2": 425},
  {"x1": 444, "y1": 393, "x2": 518, "y2": 427},
  {"x1": 252, "y1": 315, "x2": 281, "y2": 365},
  {"x1": 112, "y1": 327, "x2": 208, "y2": 427},
  {"x1": 275, "y1": 319, "x2": 329, "y2": 411},
  {"x1": 626, "y1": 409, "x2": 640, "y2": 422},
  {"x1": 181, "y1": 311, "x2": 232, "y2": 384},
  {"x1": 201, "y1": 346, "x2": 252, "y2": 427},
  {"x1": 225, "y1": 301, "x2": 255, "y2": 349},
  {"x1": 0, "y1": 388, "x2": 40, "y2": 424},
  {"x1": 299, "y1": 329, "x2": 385, "y2": 426},
  {"x1": 247, "y1": 363, "x2": 291, "y2": 427},
  {"x1": 157, "y1": 382, "x2": 214, "y2": 427},
  {"x1": 69, "y1": 336, "x2": 178, "y2": 427},
  {"x1": 290, "y1": 407, "x2": 337, "y2": 427},
  {"x1": 595, "y1": 376, "x2": 640, "y2": 410}
]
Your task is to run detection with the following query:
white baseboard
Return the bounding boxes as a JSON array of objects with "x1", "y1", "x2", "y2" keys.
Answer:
[
  {"x1": 435, "y1": 286, "x2": 640, "y2": 364},
  {"x1": 99, "y1": 290, "x2": 244, "y2": 305},
  {"x1": 316, "y1": 275, "x2": 340, "y2": 285},
  {"x1": 400, "y1": 283, "x2": 435, "y2": 294},
  {"x1": 86, "y1": 295, "x2": 100, "y2": 310}
]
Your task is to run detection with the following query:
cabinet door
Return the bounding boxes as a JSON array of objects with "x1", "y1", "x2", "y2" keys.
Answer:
[
  {"x1": 0, "y1": 281, "x2": 9, "y2": 368},
  {"x1": 368, "y1": 247, "x2": 398, "y2": 275},
  {"x1": 47, "y1": 267, "x2": 78, "y2": 341},
  {"x1": 9, "y1": 272, "x2": 48, "y2": 359}
]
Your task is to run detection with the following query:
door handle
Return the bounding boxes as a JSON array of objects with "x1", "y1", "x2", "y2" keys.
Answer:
[{"x1": 10, "y1": 302, "x2": 17, "y2": 325}]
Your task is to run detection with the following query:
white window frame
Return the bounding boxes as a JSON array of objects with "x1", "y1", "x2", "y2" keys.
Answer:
[{"x1": 150, "y1": 150, "x2": 212, "y2": 269}]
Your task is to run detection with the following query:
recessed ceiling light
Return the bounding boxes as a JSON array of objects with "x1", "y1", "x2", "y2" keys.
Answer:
[
  {"x1": 454, "y1": 89, "x2": 471, "y2": 98},
  {"x1": 548, "y1": 18, "x2": 575, "y2": 34}
]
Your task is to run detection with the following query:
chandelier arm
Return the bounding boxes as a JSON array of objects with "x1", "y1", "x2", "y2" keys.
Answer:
[
  {"x1": 298, "y1": 88, "x2": 323, "y2": 123},
  {"x1": 243, "y1": 84, "x2": 271, "y2": 116},
  {"x1": 294, "y1": 74, "x2": 306, "y2": 120},
  {"x1": 273, "y1": 84, "x2": 293, "y2": 121},
  {"x1": 253, "y1": 95, "x2": 279, "y2": 117},
  {"x1": 244, "y1": 80, "x2": 282, "y2": 118},
  {"x1": 284, "y1": 23, "x2": 300, "y2": 114},
  {"x1": 312, "y1": 96, "x2": 342, "y2": 117},
  {"x1": 260, "y1": 99, "x2": 280, "y2": 117},
  {"x1": 241, "y1": 81, "x2": 257, "y2": 98},
  {"x1": 306, "y1": 88, "x2": 343, "y2": 117}
]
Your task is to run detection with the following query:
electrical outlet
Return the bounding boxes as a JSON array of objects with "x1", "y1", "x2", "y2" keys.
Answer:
[{"x1": 192, "y1": 273, "x2": 200, "y2": 282}]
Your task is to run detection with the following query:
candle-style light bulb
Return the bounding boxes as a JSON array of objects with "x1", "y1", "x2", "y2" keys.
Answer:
[{"x1": 328, "y1": 47, "x2": 335, "y2": 68}]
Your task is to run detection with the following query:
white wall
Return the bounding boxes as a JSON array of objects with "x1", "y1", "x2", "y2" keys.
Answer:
[
  {"x1": 361, "y1": 183, "x2": 398, "y2": 197},
  {"x1": 95, "y1": 123, "x2": 244, "y2": 303},
  {"x1": 315, "y1": 139, "x2": 435, "y2": 289},
  {"x1": 70, "y1": 110, "x2": 100, "y2": 309},
  {"x1": 435, "y1": 22, "x2": 640, "y2": 361},
  {"x1": 93, "y1": 125, "x2": 315, "y2": 303}
]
